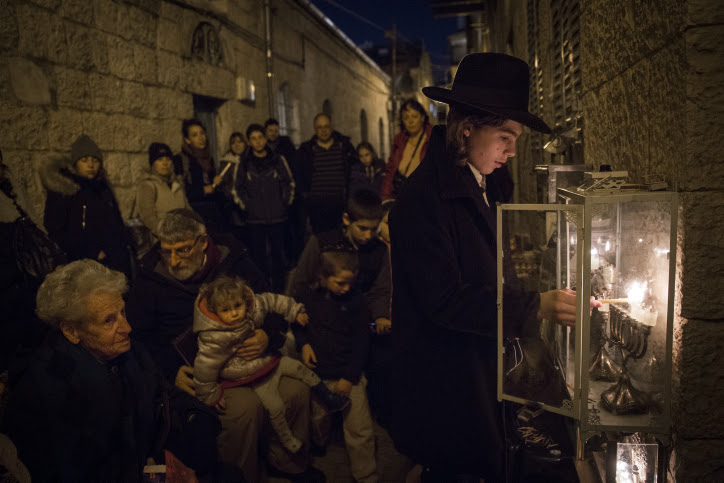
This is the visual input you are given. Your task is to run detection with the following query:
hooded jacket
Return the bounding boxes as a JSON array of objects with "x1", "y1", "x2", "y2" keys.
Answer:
[
  {"x1": 231, "y1": 147, "x2": 294, "y2": 225},
  {"x1": 192, "y1": 292, "x2": 305, "y2": 406},
  {"x1": 349, "y1": 156, "x2": 386, "y2": 197},
  {"x1": 40, "y1": 155, "x2": 130, "y2": 275}
]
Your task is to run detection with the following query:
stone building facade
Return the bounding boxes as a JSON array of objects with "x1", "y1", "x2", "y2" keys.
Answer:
[
  {"x1": 1, "y1": 0, "x2": 391, "y2": 220},
  {"x1": 484, "y1": 0, "x2": 723, "y2": 480}
]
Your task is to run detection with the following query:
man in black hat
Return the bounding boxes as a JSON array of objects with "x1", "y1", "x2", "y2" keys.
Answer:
[{"x1": 383, "y1": 53, "x2": 599, "y2": 481}]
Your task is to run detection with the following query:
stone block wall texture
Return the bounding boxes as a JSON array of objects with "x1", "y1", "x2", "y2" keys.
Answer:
[
  {"x1": 0, "y1": 0, "x2": 390, "y2": 221},
  {"x1": 581, "y1": 0, "x2": 724, "y2": 480},
  {"x1": 487, "y1": 0, "x2": 723, "y2": 480}
]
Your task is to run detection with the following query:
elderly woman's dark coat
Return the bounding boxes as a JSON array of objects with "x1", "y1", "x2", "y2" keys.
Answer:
[
  {"x1": 384, "y1": 125, "x2": 537, "y2": 477},
  {"x1": 1, "y1": 331, "x2": 219, "y2": 482}
]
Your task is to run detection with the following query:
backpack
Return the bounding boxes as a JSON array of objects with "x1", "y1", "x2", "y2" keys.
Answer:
[{"x1": 0, "y1": 180, "x2": 66, "y2": 281}]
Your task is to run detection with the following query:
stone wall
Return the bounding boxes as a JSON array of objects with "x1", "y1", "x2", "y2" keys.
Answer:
[
  {"x1": 581, "y1": 0, "x2": 724, "y2": 478},
  {"x1": 271, "y1": 0, "x2": 389, "y2": 148},
  {"x1": 487, "y1": 0, "x2": 724, "y2": 480},
  {"x1": 0, "y1": 0, "x2": 390, "y2": 221}
]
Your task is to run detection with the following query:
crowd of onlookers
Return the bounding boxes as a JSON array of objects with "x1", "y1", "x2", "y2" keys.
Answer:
[{"x1": 0, "y1": 98, "x2": 433, "y2": 483}]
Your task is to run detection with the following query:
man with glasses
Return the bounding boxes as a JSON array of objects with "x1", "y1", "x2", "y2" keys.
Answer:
[{"x1": 127, "y1": 209, "x2": 321, "y2": 483}]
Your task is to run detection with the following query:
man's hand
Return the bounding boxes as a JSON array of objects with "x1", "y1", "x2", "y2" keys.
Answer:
[
  {"x1": 212, "y1": 175, "x2": 223, "y2": 187},
  {"x1": 236, "y1": 329, "x2": 269, "y2": 360},
  {"x1": 97, "y1": 250, "x2": 106, "y2": 261},
  {"x1": 334, "y1": 378, "x2": 352, "y2": 396},
  {"x1": 302, "y1": 344, "x2": 317, "y2": 369},
  {"x1": 373, "y1": 317, "x2": 391, "y2": 335},
  {"x1": 175, "y1": 365, "x2": 195, "y2": 396},
  {"x1": 538, "y1": 289, "x2": 602, "y2": 327},
  {"x1": 215, "y1": 395, "x2": 226, "y2": 413},
  {"x1": 203, "y1": 184, "x2": 216, "y2": 194},
  {"x1": 296, "y1": 312, "x2": 309, "y2": 326}
]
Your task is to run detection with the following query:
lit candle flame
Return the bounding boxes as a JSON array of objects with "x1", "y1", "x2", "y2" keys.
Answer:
[{"x1": 628, "y1": 281, "x2": 646, "y2": 306}]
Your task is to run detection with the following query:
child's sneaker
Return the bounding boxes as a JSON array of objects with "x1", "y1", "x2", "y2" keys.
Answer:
[{"x1": 312, "y1": 382, "x2": 351, "y2": 412}]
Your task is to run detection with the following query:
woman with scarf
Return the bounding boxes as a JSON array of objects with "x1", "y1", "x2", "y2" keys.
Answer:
[
  {"x1": 380, "y1": 98, "x2": 433, "y2": 202},
  {"x1": 177, "y1": 118, "x2": 225, "y2": 234},
  {"x1": 218, "y1": 132, "x2": 248, "y2": 243}
]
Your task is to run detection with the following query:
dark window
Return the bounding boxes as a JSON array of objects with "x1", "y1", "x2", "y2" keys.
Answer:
[
  {"x1": 379, "y1": 118, "x2": 385, "y2": 159},
  {"x1": 322, "y1": 99, "x2": 333, "y2": 119},
  {"x1": 277, "y1": 83, "x2": 299, "y2": 141},
  {"x1": 528, "y1": 0, "x2": 583, "y2": 165},
  {"x1": 191, "y1": 22, "x2": 223, "y2": 66},
  {"x1": 193, "y1": 94, "x2": 225, "y2": 165},
  {"x1": 360, "y1": 109, "x2": 368, "y2": 143}
]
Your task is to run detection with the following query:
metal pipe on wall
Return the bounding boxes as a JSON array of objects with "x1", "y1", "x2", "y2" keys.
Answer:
[{"x1": 264, "y1": 0, "x2": 275, "y2": 117}]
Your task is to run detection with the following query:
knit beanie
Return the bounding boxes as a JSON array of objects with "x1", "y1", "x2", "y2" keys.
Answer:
[
  {"x1": 70, "y1": 134, "x2": 103, "y2": 164},
  {"x1": 148, "y1": 142, "x2": 174, "y2": 166}
]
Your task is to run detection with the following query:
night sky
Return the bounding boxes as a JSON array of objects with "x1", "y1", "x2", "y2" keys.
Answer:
[{"x1": 310, "y1": 0, "x2": 461, "y2": 68}]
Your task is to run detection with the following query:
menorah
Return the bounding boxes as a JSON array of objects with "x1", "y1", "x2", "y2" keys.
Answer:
[
  {"x1": 600, "y1": 304, "x2": 651, "y2": 415},
  {"x1": 589, "y1": 308, "x2": 621, "y2": 382}
]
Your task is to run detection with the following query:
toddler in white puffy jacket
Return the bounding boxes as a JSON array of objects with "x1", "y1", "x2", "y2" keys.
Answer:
[{"x1": 193, "y1": 275, "x2": 349, "y2": 453}]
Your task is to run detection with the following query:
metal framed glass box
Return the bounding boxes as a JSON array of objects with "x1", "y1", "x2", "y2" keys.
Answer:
[
  {"x1": 534, "y1": 163, "x2": 590, "y2": 204},
  {"x1": 497, "y1": 179, "x2": 678, "y2": 470}
]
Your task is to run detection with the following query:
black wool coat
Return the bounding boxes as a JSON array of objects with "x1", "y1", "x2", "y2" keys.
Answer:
[
  {"x1": 2, "y1": 332, "x2": 218, "y2": 482},
  {"x1": 293, "y1": 286, "x2": 371, "y2": 384},
  {"x1": 44, "y1": 172, "x2": 130, "y2": 275},
  {"x1": 384, "y1": 125, "x2": 538, "y2": 478}
]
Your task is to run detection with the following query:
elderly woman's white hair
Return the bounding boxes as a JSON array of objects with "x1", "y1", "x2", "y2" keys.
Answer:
[
  {"x1": 155, "y1": 208, "x2": 207, "y2": 244},
  {"x1": 36, "y1": 259, "x2": 128, "y2": 329}
]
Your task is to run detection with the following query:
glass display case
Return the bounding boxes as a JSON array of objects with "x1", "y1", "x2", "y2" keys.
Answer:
[
  {"x1": 496, "y1": 176, "x2": 678, "y2": 474},
  {"x1": 534, "y1": 163, "x2": 590, "y2": 203}
]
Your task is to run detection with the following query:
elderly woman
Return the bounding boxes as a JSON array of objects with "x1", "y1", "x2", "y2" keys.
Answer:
[
  {"x1": 1, "y1": 260, "x2": 220, "y2": 482},
  {"x1": 380, "y1": 98, "x2": 433, "y2": 202}
]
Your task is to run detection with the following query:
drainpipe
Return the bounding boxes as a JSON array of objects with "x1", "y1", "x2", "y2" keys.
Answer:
[{"x1": 264, "y1": 0, "x2": 274, "y2": 116}]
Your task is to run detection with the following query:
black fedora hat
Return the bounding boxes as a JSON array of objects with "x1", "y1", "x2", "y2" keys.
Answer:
[{"x1": 422, "y1": 53, "x2": 551, "y2": 134}]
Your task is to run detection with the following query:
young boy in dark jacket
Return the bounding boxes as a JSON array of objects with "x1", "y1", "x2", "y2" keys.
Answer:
[
  {"x1": 293, "y1": 250, "x2": 379, "y2": 483},
  {"x1": 291, "y1": 189, "x2": 391, "y2": 334},
  {"x1": 231, "y1": 124, "x2": 295, "y2": 292}
]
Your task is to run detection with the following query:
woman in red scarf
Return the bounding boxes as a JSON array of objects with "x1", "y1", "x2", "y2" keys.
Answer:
[{"x1": 380, "y1": 99, "x2": 433, "y2": 202}]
